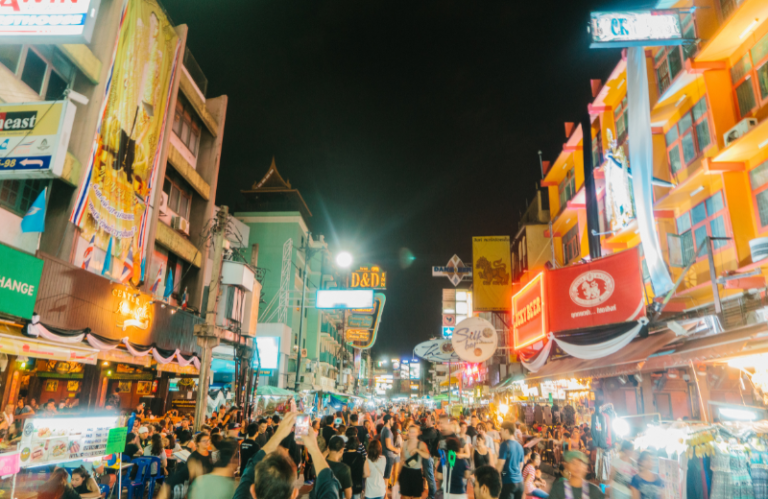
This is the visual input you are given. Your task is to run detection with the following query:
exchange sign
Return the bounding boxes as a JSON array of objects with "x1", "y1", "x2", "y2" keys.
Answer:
[
  {"x1": 589, "y1": 10, "x2": 685, "y2": 48},
  {"x1": 0, "y1": 0, "x2": 101, "y2": 44},
  {"x1": 0, "y1": 243, "x2": 44, "y2": 320}
]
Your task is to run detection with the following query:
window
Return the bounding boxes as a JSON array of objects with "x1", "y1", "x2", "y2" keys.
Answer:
[
  {"x1": 162, "y1": 176, "x2": 192, "y2": 219},
  {"x1": 718, "y1": 0, "x2": 744, "y2": 22},
  {"x1": 591, "y1": 124, "x2": 603, "y2": 169},
  {"x1": 730, "y1": 31, "x2": 768, "y2": 119},
  {"x1": 749, "y1": 159, "x2": 768, "y2": 229},
  {"x1": 614, "y1": 96, "x2": 629, "y2": 145},
  {"x1": 558, "y1": 169, "x2": 576, "y2": 210},
  {"x1": 173, "y1": 94, "x2": 203, "y2": 156},
  {"x1": 665, "y1": 98, "x2": 712, "y2": 176},
  {"x1": 0, "y1": 179, "x2": 47, "y2": 216},
  {"x1": 669, "y1": 191, "x2": 730, "y2": 266},
  {"x1": 562, "y1": 224, "x2": 580, "y2": 265},
  {"x1": 1, "y1": 46, "x2": 74, "y2": 100},
  {"x1": 655, "y1": 44, "x2": 684, "y2": 96}
]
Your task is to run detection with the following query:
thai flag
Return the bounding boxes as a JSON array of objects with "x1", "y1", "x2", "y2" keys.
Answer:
[
  {"x1": 120, "y1": 246, "x2": 134, "y2": 283},
  {"x1": 181, "y1": 287, "x2": 188, "y2": 310},
  {"x1": 150, "y1": 265, "x2": 164, "y2": 294},
  {"x1": 82, "y1": 235, "x2": 95, "y2": 270}
]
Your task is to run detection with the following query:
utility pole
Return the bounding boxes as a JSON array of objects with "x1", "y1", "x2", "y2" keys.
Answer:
[
  {"x1": 193, "y1": 206, "x2": 228, "y2": 432},
  {"x1": 294, "y1": 232, "x2": 311, "y2": 391}
]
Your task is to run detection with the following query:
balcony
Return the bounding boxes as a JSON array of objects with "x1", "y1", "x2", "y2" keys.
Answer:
[{"x1": 697, "y1": 0, "x2": 768, "y2": 62}]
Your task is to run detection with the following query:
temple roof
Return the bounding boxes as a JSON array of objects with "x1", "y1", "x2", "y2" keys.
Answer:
[
  {"x1": 241, "y1": 157, "x2": 312, "y2": 219},
  {"x1": 249, "y1": 157, "x2": 291, "y2": 191}
]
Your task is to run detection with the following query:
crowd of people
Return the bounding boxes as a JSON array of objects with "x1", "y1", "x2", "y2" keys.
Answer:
[{"x1": 19, "y1": 402, "x2": 668, "y2": 499}]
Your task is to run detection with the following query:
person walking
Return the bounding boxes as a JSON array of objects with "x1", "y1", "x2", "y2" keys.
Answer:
[
  {"x1": 380, "y1": 415, "x2": 398, "y2": 488},
  {"x1": 548, "y1": 451, "x2": 604, "y2": 499},
  {"x1": 398, "y1": 425, "x2": 430, "y2": 499},
  {"x1": 497, "y1": 421, "x2": 525, "y2": 499},
  {"x1": 188, "y1": 439, "x2": 238, "y2": 499},
  {"x1": 436, "y1": 437, "x2": 471, "y2": 499},
  {"x1": 609, "y1": 441, "x2": 637, "y2": 499},
  {"x1": 420, "y1": 415, "x2": 440, "y2": 499},
  {"x1": 629, "y1": 451, "x2": 663, "y2": 499},
  {"x1": 474, "y1": 434, "x2": 495, "y2": 469},
  {"x1": 365, "y1": 440, "x2": 387, "y2": 499},
  {"x1": 343, "y1": 434, "x2": 369, "y2": 499}
]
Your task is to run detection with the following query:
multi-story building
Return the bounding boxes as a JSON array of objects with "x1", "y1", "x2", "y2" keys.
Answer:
[
  {"x1": 237, "y1": 159, "x2": 356, "y2": 394},
  {"x1": 0, "y1": 0, "x2": 257, "y2": 417}
]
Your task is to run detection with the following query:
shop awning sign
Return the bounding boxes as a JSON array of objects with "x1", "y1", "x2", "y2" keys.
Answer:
[
  {"x1": 589, "y1": 10, "x2": 685, "y2": 48},
  {"x1": 0, "y1": 243, "x2": 44, "y2": 320}
]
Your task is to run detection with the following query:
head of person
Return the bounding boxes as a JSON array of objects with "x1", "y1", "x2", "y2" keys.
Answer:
[
  {"x1": 345, "y1": 434, "x2": 360, "y2": 451},
  {"x1": 40, "y1": 468, "x2": 70, "y2": 499},
  {"x1": 312, "y1": 420, "x2": 320, "y2": 431},
  {"x1": 407, "y1": 424, "x2": 419, "y2": 441},
  {"x1": 438, "y1": 414, "x2": 451, "y2": 434},
  {"x1": 368, "y1": 439, "x2": 383, "y2": 461},
  {"x1": 180, "y1": 418, "x2": 190, "y2": 429},
  {"x1": 327, "y1": 435, "x2": 345, "y2": 459},
  {"x1": 474, "y1": 466, "x2": 501, "y2": 499},
  {"x1": 272, "y1": 415, "x2": 281, "y2": 425},
  {"x1": 166, "y1": 434, "x2": 176, "y2": 450},
  {"x1": 620, "y1": 440, "x2": 633, "y2": 457},
  {"x1": 247, "y1": 422, "x2": 259, "y2": 438},
  {"x1": 460, "y1": 421, "x2": 468, "y2": 434},
  {"x1": 383, "y1": 414, "x2": 392, "y2": 427},
  {"x1": 147, "y1": 424, "x2": 155, "y2": 436},
  {"x1": 564, "y1": 451, "x2": 589, "y2": 481},
  {"x1": 214, "y1": 437, "x2": 238, "y2": 469},
  {"x1": 138, "y1": 426, "x2": 149, "y2": 439},
  {"x1": 471, "y1": 415, "x2": 479, "y2": 427},
  {"x1": 195, "y1": 432, "x2": 211, "y2": 454},
  {"x1": 476, "y1": 434, "x2": 487, "y2": 451},
  {"x1": 150, "y1": 433, "x2": 163, "y2": 456},
  {"x1": 350, "y1": 413, "x2": 359, "y2": 424},
  {"x1": 16, "y1": 398, "x2": 24, "y2": 410},
  {"x1": 46, "y1": 400, "x2": 56, "y2": 411},
  {"x1": 70, "y1": 466, "x2": 91, "y2": 489},
  {"x1": 250, "y1": 450, "x2": 298, "y2": 499},
  {"x1": 637, "y1": 450, "x2": 654, "y2": 472},
  {"x1": 211, "y1": 433, "x2": 223, "y2": 450},
  {"x1": 477, "y1": 423, "x2": 487, "y2": 436},
  {"x1": 177, "y1": 430, "x2": 192, "y2": 447},
  {"x1": 527, "y1": 452, "x2": 541, "y2": 467},
  {"x1": 445, "y1": 437, "x2": 461, "y2": 455},
  {"x1": 500, "y1": 421, "x2": 515, "y2": 440}
]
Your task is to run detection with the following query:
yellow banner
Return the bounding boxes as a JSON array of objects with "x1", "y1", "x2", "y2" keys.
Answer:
[
  {"x1": 472, "y1": 236, "x2": 512, "y2": 311},
  {"x1": 72, "y1": 0, "x2": 180, "y2": 283}
]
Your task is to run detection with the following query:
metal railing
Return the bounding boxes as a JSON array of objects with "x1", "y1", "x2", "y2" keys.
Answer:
[{"x1": 183, "y1": 48, "x2": 208, "y2": 97}]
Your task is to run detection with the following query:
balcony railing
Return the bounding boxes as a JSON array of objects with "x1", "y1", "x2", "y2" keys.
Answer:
[{"x1": 183, "y1": 48, "x2": 208, "y2": 97}]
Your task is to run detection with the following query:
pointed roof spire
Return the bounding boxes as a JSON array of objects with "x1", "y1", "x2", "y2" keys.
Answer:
[{"x1": 250, "y1": 156, "x2": 292, "y2": 191}]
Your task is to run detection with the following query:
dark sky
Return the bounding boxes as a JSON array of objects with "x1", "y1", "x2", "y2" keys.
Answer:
[{"x1": 163, "y1": 0, "x2": 643, "y2": 362}]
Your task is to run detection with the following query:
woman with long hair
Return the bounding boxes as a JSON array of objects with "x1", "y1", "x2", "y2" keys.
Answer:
[
  {"x1": 366, "y1": 440, "x2": 387, "y2": 499},
  {"x1": 342, "y1": 433, "x2": 369, "y2": 499},
  {"x1": 399, "y1": 425, "x2": 430, "y2": 499},
  {"x1": 523, "y1": 452, "x2": 549, "y2": 498},
  {"x1": 473, "y1": 432, "x2": 495, "y2": 469},
  {"x1": 39, "y1": 468, "x2": 79, "y2": 499},
  {"x1": 390, "y1": 421, "x2": 403, "y2": 488},
  {"x1": 70, "y1": 466, "x2": 100, "y2": 499},
  {"x1": 144, "y1": 433, "x2": 168, "y2": 476}
]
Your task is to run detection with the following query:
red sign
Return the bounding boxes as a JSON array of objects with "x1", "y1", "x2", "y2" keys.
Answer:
[
  {"x1": 547, "y1": 248, "x2": 645, "y2": 333},
  {"x1": 512, "y1": 272, "x2": 547, "y2": 350}
]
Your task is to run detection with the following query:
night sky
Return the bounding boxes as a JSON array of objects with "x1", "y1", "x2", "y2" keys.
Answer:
[{"x1": 163, "y1": 0, "x2": 643, "y2": 362}]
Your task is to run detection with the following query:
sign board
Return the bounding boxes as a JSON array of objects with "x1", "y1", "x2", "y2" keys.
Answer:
[
  {"x1": 350, "y1": 265, "x2": 386, "y2": 289},
  {"x1": 0, "y1": 451, "x2": 20, "y2": 476},
  {"x1": 19, "y1": 416, "x2": 118, "y2": 468},
  {"x1": 512, "y1": 272, "x2": 548, "y2": 350},
  {"x1": 316, "y1": 289, "x2": 374, "y2": 309},
  {"x1": 346, "y1": 292, "x2": 386, "y2": 350},
  {"x1": 105, "y1": 427, "x2": 128, "y2": 455},
  {"x1": 589, "y1": 10, "x2": 684, "y2": 48},
  {"x1": 451, "y1": 316, "x2": 499, "y2": 363},
  {"x1": 0, "y1": 243, "x2": 44, "y2": 320},
  {"x1": 113, "y1": 286, "x2": 153, "y2": 331},
  {"x1": 442, "y1": 326, "x2": 454, "y2": 338},
  {"x1": 547, "y1": 247, "x2": 646, "y2": 333},
  {"x1": 255, "y1": 337, "x2": 280, "y2": 370},
  {"x1": 409, "y1": 362, "x2": 420, "y2": 379},
  {"x1": 413, "y1": 339, "x2": 460, "y2": 363},
  {"x1": 348, "y1": 314, "x2": 374, "y2": 328},
  {"x1": 472, "y1": 237, "x2": 512, "y2": 311},
  {"x1": 432, "y1": 254, "x2": 472, "y2": 287},
  {"x1": 346, "y1": 329, "x2": 371, "y2": 342},
  {"x1": 443, "y1": 314, "x2": 456, "y2": 327},
  {"x1": 0, "y1": 0, "x2": 101, "y2": 45},
  {"x1": 0, "y1": 100, "x2": 77, "y2": 180}
]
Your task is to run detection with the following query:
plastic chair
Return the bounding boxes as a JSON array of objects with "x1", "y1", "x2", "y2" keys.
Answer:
[
  {"x1": 126, "y1": 457, "x2": 152, "y2": 499},
  {"x1": 146, "y1": 456, "x2": 164, "y2": 498},
  {"x1": 99, "y1": 484, "x2": 111, "y2": 498}
]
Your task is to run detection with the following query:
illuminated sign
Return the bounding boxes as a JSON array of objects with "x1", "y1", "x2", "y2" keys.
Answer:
[
  {"x1": 255, "y1": 337, "x2": 280, "y2": 371},
  {"x1": 410, "y1": 363, "x2": 420, "y2": 379},
  {"x1": 347, "y1": 314, "x2": 374, "y2": 328},
  {"x1": 392, "y1": 359, "x2": 400, "y2": 370},
  {"x1": 589, "y1": 10, "x2": 684, "y2": 48},
  {"x1": 350, "y1": 265, "x2": 386, "y2": 289},
  {"x1": 346, "y1": 329, "x2": 371, "y2": 342},
  {"x1": 432, "y1": 254, "x2": 472, "y2": 287},
  {"x1": 112, "y1": 287, "x2": 152, "y2": 331},
  {"x1": 442, "y1": 326, "x2": 454, "y2": 338},
  {"x1": 0, "y1": 0, "x2": 101, "y2": 45},
  {"x1": 316, "y1": 289, "x2": 373, "y2": 309},
  {"x1": 512, "y1": 272, "x2": 547, "y2": 350},
  {"x1": 400, "y1": 359, "x2": 409, "y2": 380}
]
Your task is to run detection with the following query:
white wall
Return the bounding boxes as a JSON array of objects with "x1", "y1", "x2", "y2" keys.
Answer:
[{"x1": 0, "y1": 209, "x2": 40, "y2": 254}]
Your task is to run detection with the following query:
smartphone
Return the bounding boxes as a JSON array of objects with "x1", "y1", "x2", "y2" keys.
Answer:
[{"x1": 295, "y1": 414, "x2": 311, "y2": 436}]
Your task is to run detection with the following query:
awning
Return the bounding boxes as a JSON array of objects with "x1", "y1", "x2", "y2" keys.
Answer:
[
  {"x1": 525, "y1": 331, "x2": 676, "y2": 382},
  {"x1": 439, "y1": 376, "x2": 460, "y2": 387},
  {"x1": 642, "y1": 322, "x2": 768, "y2": 371},
  {"x1": 0, "y1": 324, "x2": 99, "y2": 365},
  {"x1": 492, "y1": 373, "x2": 526, "y2": 392}
]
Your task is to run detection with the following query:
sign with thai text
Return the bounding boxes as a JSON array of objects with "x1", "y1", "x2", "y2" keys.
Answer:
[
  {"x1": 0, "y1": 243, "x2": 43, "y2": 320},
  {"x1": 0, "y1": 0, "x2": 101, "y2": 44},
  {"x1": 350, "y1": 265, "x2": 386, "y2": 289},
  {"x1": 590, "y1": 10, "x2": 684, "y2": 48}
]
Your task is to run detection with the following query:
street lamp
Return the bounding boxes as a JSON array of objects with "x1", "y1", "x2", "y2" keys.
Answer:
[{"x1": 336, "y1": 251, "x2": 353, "y2": 268}]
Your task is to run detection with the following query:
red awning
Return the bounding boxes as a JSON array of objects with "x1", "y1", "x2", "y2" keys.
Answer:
[{"x1": 525, "y1": 331, "x2": 677, "y2": 382}]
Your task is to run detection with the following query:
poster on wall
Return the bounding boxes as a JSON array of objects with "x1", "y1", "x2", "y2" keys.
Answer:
[
  {"x1": 472, "y1": 236, "x2": 512, "y2": 311},
  {"x1": 70, "y1": 0, "x2": 181, "y2": 284}
]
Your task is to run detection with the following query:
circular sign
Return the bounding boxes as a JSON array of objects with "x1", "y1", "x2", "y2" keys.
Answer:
[
  {"x1": 569, "y1": 270, "x2": 615, "y2": 307},
  {"x1": 413, "y1": 339, "x2": 460, "y2": 363},
  {"x1": 450, "y1": 317, "x2": 498, "y2": 363}
]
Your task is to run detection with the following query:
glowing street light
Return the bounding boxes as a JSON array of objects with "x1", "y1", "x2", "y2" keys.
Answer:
[{"x1": 336, "y1": 251, "x2": 353, "y2": 268}]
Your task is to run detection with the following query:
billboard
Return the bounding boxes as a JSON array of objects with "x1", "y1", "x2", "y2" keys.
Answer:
[
  {"x1": 472, "y1": 237, "x2": 511, "y2": 311},
  {"x1": 0, "y1": 100, "x2": 77, "y2": 181},
  {"x1": 0, "y1": 0, "x2": 101, "y2": 45},
  {"x1": 71, "y1": 0, "x2": 181, "y2": 285},
  {"x1": 590, "y1": 10, "x2": 684, "y2": 48},
  {"x1": 409, "y1": 362, "x2": 420, "y2": 380},
  {"x1": 350, "y1": 265, "x2": 386, "y2": 289},
  {"x1": 255, "y1": 337, "x2": 280, "y2": 371},
  {"x1": 512, "y1": 272, "x2": 547, "y2": 350},
  {"x1": 316, "y1": 289, "x2": 374, "y2": 309},
  {"x1": 400, "y1": 359, "x2": 409, "y2": 380}
]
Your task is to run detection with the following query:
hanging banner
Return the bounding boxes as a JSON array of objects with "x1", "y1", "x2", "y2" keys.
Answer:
[
  {"x1": 70, "y1": 0, "x2": 181, "y2": 284},
  {"x1": 472, "y1": 236, "x2": 511, "y2": 311}
]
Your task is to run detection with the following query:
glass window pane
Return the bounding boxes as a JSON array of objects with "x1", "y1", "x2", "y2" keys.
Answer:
[
  {"x1": 681, "y1": 132, "x2": 696, "y2": 164},
  {"x1": 665, "y1": 125, "x2": 679, "y2": 145},
  {"x1": 694, "y1": 225, "x2": 708, "y2": 250},
  {"x1": 668, "y1": 233, "x2": 683, "y2": 267},
  {"x1": 677, "y1": 213, "x2": 691, "y2": 233},
  {"x1": 668, "y1": 46, "x2": 683, "y2": 80},
  {"x1": 169, "y1": 185, "x2": 180, "y2": 212},
  {"x1": 736, "y1": 79, "x2": 756, "y2": 117},
  {"x1": 669, "y1": 145, "x2": 683, "y2": 174},
  {"x1": 179, "y1": 194, "x2": 189, "y2": 219},
  {"x1": 696, "y1": 119, "x2": 711, "y2": 151},
  {"x1": 163, "y1": 178, "x2": 171, "y2": 195},
  {"x1": 180, "y1": 120, "x2": 190, "y2": 145},
  {"x1": 20, "y1": 49, "x2": 47, "y2": 95},
  {"x1": 45, "y1": 70, "x2": 68, "y2": 100},
  {"x1": 0, "y1": 45, "x2": 21, "y2": 73},
  {"x1": 173, "y1": 111, "x2": 182, "y2": 135},
  {"x1": 692, "y1": 99, "x2": 708, "y2": 121},
  {"x1": 188, "y1": 130, "x2": 197, "y2": 156},
  {"x1": 731, "y1": 53, "x2": 753, "y2": 82},
  {"x1": 751, "y1": 161, "x2": 768, "y2": 190},
  {"x1": 710, "y1": 216, "x2": 727, "y2": 249},
  {"x1": 706, "y1": 192, "x2": 724, "y2": 215},
  {"x1": 757, "y1": 63, "x2": 768, "y2": 100},
  {"x1": 678, "y1": 113, "x2": 693, "y2": 132},
  {"x1": 751, "y1": 32, "x2": 768, "y2": 65},
  {"x1": 691, "y1": 203, "x2": 707, "y2": 225},
  {"x1": 682, "y1": 231, "x2": 695, "y2": 265},
  {"x1": 757, "y1": 189, "x2": 768, "y2": 227}
]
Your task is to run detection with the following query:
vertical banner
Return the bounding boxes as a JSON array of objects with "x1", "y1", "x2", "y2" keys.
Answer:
[
  {"x1": 627, "y1": 47, "x2": 673, "y2": 294},
  {"x1": 472, "y1": 236, "x2": 511, "y2": 311},
  {"x1": 71, "y1": 0, "x2": 180, "y2": 284}
]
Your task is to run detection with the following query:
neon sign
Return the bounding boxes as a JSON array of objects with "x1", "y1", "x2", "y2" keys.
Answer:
[{"x1": 112, "y1": 288, "x2": 152, "y2": 331}]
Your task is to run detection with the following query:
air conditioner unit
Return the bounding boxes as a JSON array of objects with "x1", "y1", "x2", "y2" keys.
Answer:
[
  {"x1": 171, "y1": 216, "x2": 190, "y2": 236},
  {"x1": 750, "y1": 237, "x2": 768, "y2": 263},
  {"x1": 159, "y1": 192, "x2": 169, "y2": 216},
  {"x1": 724, "y1": 117, "x2": 758, "y2": 147},
  {"x1": 286, "y1": 373, "x2": 296, "y2": 386}
]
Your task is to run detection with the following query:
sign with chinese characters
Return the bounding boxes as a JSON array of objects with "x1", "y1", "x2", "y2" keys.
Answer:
[
  {"x1": 451, "y1": 317, "x2": 498, "y2": 363},
  {"x1": 350, "y1": 265, "x2": 386, "y2": 289},
  {"x1": 112, "y1": 286, "x2": 152, "y2": 331},
  {"x1": 590, "y1": 10, "x2": 684, "y2": 48},
  {"x1": 432, "y1": 254, "x2": 472, "y2": 287},
  {"x1": 0, "y1": 100, "x2": 77, "y2": 181},
  {"x1": 0, "y1": 243, "x2": 44, "y2": 320},
  {"x1": 0, "y1": 0, "x2": 101, "y2": 44},
  {"x1": 19, "y1": 416, "x2": 119, "y2": 468},
  {"x1": 512, "y1": 272, "x2": 547, "y2": 350}
]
